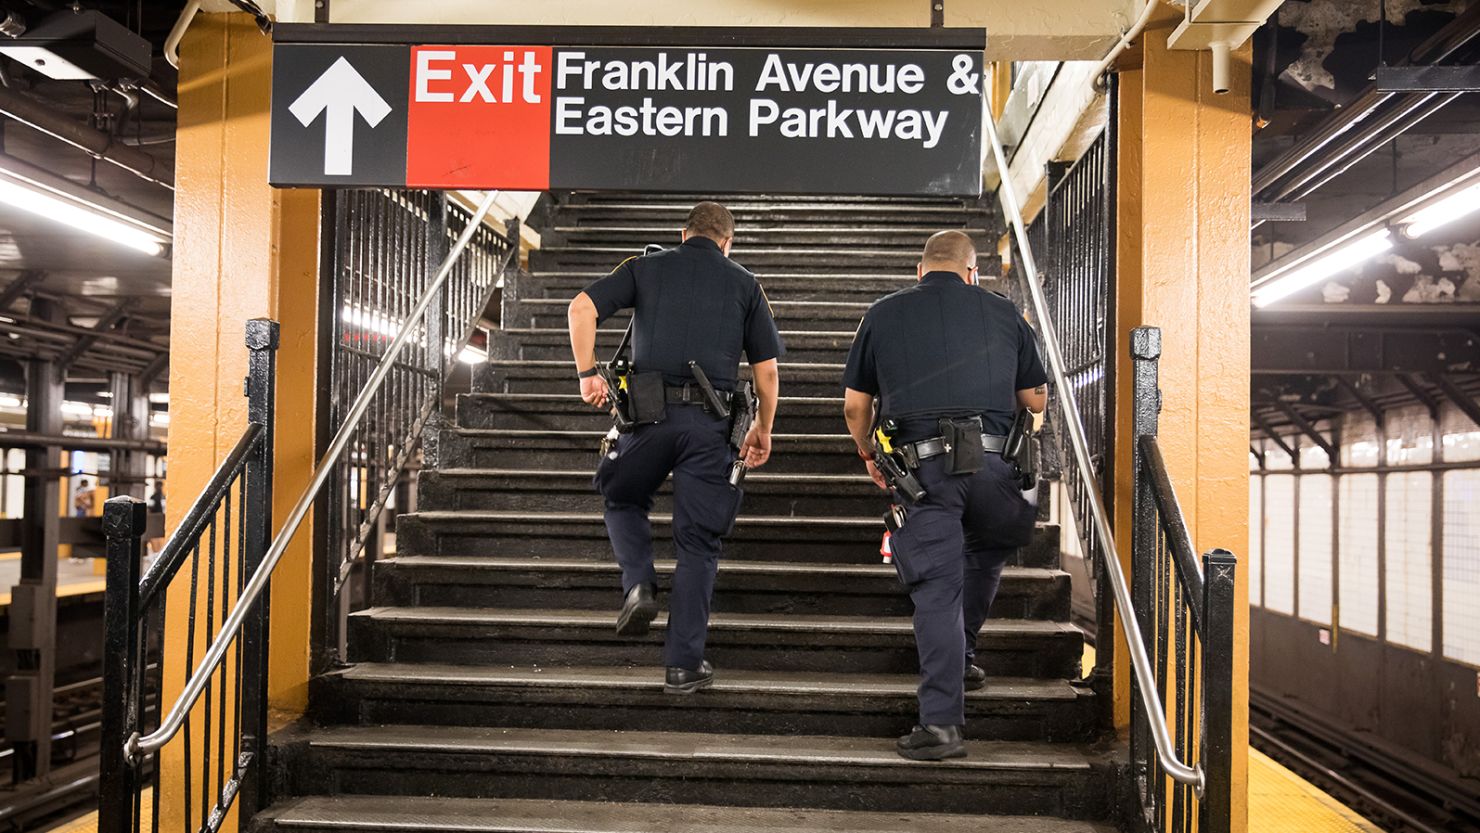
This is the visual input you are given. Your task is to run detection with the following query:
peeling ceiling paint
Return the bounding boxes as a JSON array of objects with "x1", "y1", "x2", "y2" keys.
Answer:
[{"x1": 1277, "y1": 0, "x2": 1466, "y2": 92}]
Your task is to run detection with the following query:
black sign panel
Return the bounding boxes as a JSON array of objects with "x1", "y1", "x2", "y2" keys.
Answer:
[
  {"x1": 268, "y1": 26, "x2": 984, "y2": 196},
  {"x1": 269, "y1": 44, "x2": 408, "y2": 187},
  {"x1": 548, "y1": 47, "x2": 982, "y2": 194}
]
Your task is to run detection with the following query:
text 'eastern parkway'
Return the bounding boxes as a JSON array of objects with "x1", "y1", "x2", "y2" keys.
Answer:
[{"x1": 552, "y1": 51, "x2": 954, "y2": 148}]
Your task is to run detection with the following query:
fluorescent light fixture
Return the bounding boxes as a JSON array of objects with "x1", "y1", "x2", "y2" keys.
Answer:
[
  {"x1": 1402, "y1": 180, "x2": 1480, "y2": 238},
  {"x1": 457, "y1": 345, "x2": 488, "y2": 365},
  {"x1": 60, "y1": 401, "x2": 94, "y2": 417},
  {"x1": 1251, "y1": 229, "x2": 1393, "y2": 308},
  {"x1": 148, "y1": 392, "x2": 169, "y2": 404},
  {"x1": 0, "y1": 395, "x2": 22, "y2": 408},
  {"x1": 0, "y1": 178, "x2": 165, "y2": 255}
]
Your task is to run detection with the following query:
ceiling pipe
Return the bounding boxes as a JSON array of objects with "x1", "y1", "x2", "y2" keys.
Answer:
[
  {"x1": 0, "y1": 84, "x2": 172, "y2": 189},
  {"x1": 1090, "y1": 0, "x2": 1158, "y2": 90},
  {"x1": 164, "y1": 0, "x2": 201, "y2": 70}
]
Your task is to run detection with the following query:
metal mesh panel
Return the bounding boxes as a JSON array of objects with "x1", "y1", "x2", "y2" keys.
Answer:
[
  {"x1": 1338, "y1": 473, "x2": 1381, "y2": 637},
  {"x1": 1028, "y1": 123, "x2": 1115, "y2": 599},
  {"x1": 1385, "y1": 471, "x2": 1432, "y2": 652},
  {"x1": 323, "y1": 190, "x2": 512, "y2": 607},
  {"x1": 1443, "y1": 469, "x2": 1480, "y2": 665},
  {"x1": 1297, "y1": 472, "x2": 1334, "y2": 626}
]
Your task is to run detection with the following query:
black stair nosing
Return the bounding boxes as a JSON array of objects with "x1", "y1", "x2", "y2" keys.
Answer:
[
  {"x1": 427, "y1": 467, "x2": 872, "y2": 485},
  {"x1": 327, "y1": 662, "x2": 1085, "y2": 703},
  {"x1": 518, "y1": 298, "x2": 876, "y2": 315},
  {"x1": 378, "y1": 554, "x2": 1067, "y2": 583},
  {"x1": 486, "y1": 358, "x2": 847, "y2": 373},
  {"x1": 293, "y1": 723, "x2": 1109, "y2": 774},
  {"x1": 463, "y1": 392, "x2": 844, "y2": 406},
  {"x1": 528, "y1": 269, "x2": 909, "y2": 281},
  {"x1": 348, "y1": 606, "x2": 1082, "y2": 640},
  {"x1": 403, "y1": 510, "x2": 884, "y2": 528},
  {"x1": 254, "y1": 795, "x2": 1118, "y2": 833}
]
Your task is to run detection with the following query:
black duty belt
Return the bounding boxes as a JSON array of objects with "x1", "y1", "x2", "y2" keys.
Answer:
[
  {"x1": 665, "y1": 384, "x2": 733, "y2": 407},
  {"x1": 904, "y1": 433, "x2": 1007, "y2": 460}
]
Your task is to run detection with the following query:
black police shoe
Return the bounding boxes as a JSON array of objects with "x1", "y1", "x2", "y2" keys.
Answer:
[
  {"x1": 664, "y1": 661, "x2": 715, "y2": 695},
  {"x1": 896, "y1": 724, "x2": 967, "y2": 761},
  {"x1": 964, "y1": 664, "x2": 987, "y2": 692},
  {"x1": 615, "y1": 583, "x2": 659, "y2": 637}
]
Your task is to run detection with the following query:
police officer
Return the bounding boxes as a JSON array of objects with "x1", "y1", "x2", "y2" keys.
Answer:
[
  {"x1": 842, "y1": 230, "x2": 1047, "y2": 760},
  {"x1": 567, "y1": 201, "x2": 783, "y2": 695}
]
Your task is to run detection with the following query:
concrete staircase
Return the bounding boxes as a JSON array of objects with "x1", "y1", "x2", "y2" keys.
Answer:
[{"x1": 256, "y1": 192, "x2": 1123, "y2": 833}]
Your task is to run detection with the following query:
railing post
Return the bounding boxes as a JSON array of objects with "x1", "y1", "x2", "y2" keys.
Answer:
[
  {"x1": 238, "y1": 318, "x2": 278, "y2": 820},
  {"x1": 1199, "y1": 548, "x2": 1237, "y2": 833},
  {"x1": 98, "y1": 495, "x2": 147, "y2": 833},
  {"x1": 421, "y1": 192, "x2": 450, "y2": 470},
  {"x1": 1129, "y1": 325, "x2": 1162, "y2": 813}
]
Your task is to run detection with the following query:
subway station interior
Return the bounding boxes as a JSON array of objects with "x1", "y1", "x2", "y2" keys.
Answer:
[{"x1": 0, "y1": 1, "x2": 1475, "y2": 832}]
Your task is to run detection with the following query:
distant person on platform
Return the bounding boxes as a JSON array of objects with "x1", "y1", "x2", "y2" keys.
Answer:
[
  {"x1": 72, "y1": 478, "x2": 96, "y2": 517},
  {"x1": 567, "y1": 201, "x2": 783, "y2": 695},
  {"x1": 842, "y1": 230, "x2": 1047, "y2": 761}
]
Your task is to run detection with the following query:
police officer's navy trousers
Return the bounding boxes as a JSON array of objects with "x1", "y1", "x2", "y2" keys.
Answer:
[
  {"x1": 595, "y1": 404, "x2": 741, "y2": 671},
  {"x1": 888, "y1": 452, "x2": 1037, "y2": 727}
]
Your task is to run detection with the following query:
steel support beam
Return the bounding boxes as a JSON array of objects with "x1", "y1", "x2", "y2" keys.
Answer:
[
  {"x1": 54, "y1": 302, "x2": 131, "y2": 383},
  {"x1": 1397, "y1": 374, "x2": 1440, "y2": 418},
  {"x1": 1272, "y1": 399, "x2": 1337, "y2": 460},
  {"x1": 7, "y1": 298, "x2": 60, "y2": 782},
  {"x1": 1374, "y1": 65, "x2": 1480, "y2": 93},
  {"x1": 1252, "y1": 326, "x2": 1480, "y2": 376},
  {"x1": 1251, "y1": 201, "x2": 1305, "y2": 222},
  {"x1": 1431, "y1": 374, "x2": 1480, "y2": 427},
  {"x1": 1335, "y1": 376, "x2": 1385, "y2": 428},
  {"x1": 0, "y1": 271, "x2": 43, "y2": 311},
  {"x1": 1252, "y1": 411, "x2": 1297, "y2": 459},
  {"x1": 108, "y1": 372, "x2": 149, "y2": 498}
]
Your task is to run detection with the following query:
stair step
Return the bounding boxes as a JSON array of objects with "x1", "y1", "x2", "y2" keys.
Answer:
[
  {"x1": 514, "y1": 271, "x2": 911, "y2": 302},
  {"x1": 513, "y1": 298, "x2": 869, "y2": 332},
  {"x1": 551, "y1": 224, "x2": 984, "y2": 245},
  {"x1": 255, "y1": 795, "x2": 1116, "y2": 833},
  {"x1": 373, "y1": 556, "x2": 1071, "y2": 620},
  {"x1": 345, "y1": 607, "x2": 1083, "y2": 678},
  {"x1": 531, "y1": 246, "x2": 923, "y2": 271},
  {"x1": 492, "y1": 328, "x2": 858, "y2": 364},
  {"x1": 483, "y1": 360, "x2": 848, "y2": 398},
  {"x1": 439, "y1": 428, "x2": 864, "y2": 475},
  {"x1": 276, "y1": 725, "x2": 1116, "y2": 817},
  {"x1": 455, "y1": 392, "x2": 846, "y2": 435},
  {"x1": 394, "y1": 510, "x2": 1061, "y2": 567},
  {"x1": 312, "y1": 663, "x2": 1096, "y2": 742},
  {"x1": 416, "y1": 467, "x2": 888, "y2": 517}
]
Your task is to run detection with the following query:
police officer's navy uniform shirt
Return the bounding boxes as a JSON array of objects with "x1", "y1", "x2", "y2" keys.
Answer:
[
  {"x1": 583, "y1": 236, "x2": 784, "y2": 390},
  {"x1": 843, "y1": 271, "x2": 1047, "y2": 441}
]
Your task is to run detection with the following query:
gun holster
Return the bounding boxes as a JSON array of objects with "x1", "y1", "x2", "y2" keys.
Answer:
[{"x1": 1002, "y1": 409, "x2": 1038, "y2": 491}]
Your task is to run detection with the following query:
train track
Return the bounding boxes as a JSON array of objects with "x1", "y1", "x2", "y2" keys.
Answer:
[{"x1": 1251, "y1": 689, "x2": 1480, "y2": 833}]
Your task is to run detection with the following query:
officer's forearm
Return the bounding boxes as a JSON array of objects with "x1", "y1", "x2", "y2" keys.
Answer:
[
  {"x1": 751, "y1": 358, "x2": 779, "y2": 433},
  {"x1": 567, "y1": 292, "x2": 600, "y2": 372},
  {"x1": 843, "y1": 388, "x2": 875, "y2": 456},
  {"x1": 1017, "y1": 384, "x2": 1047, "y2": 414}
]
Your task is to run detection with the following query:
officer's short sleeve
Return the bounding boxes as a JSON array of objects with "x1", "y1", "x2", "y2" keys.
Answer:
[
  {"x1": 581, "y1": 258, "x2": 639, "y2": 323},
  {"x1": 842, "y1": 313, "x2": 879, "y2": 395},
  {"x1": 743, "y1": 282, "x2": 785, "y2": 363},
  {"x1": 1015, "y1": 316, "x2": 1049, "y2": 390}
]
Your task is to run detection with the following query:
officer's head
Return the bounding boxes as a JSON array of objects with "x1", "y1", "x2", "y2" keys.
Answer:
[
  {"x1": 682, "y1": 201, "x2": 735, "y2": 256},
  {"x1": 918, "y1": 230, "x2": 979, "y2": 284}
]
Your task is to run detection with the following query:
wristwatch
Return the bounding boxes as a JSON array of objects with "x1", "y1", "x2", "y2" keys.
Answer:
[{"x1": 577, "y1": 366, "x2": 600, "y2": 379}]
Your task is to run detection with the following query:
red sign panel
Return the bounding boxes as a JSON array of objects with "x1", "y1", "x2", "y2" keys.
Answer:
[{"x1": 405, "y1": 45, "x2": 554, "y2": 189}]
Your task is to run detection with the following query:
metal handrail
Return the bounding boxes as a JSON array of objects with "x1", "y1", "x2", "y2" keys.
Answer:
[
  {"x1": 125, "y1": 190, "x2": 501, "y2": 760},
  {"x1": 983, "y1": 112, "x2": 1205, "y2": 793}
]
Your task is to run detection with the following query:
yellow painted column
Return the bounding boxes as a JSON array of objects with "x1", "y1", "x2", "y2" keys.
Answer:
[
  {"x1": 163, "y1": 12, "x2": 318, "y2": 832},
  {"x1": 1113, "y1": 7, "x2": 1251, "y2": 832}
]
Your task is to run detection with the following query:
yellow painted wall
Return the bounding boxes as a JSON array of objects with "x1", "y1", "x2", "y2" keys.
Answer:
[
  {"x1": 1112, "y1": 9, "x2": 1252, "y2": 832},
  {"x1": 162, "y1": 12, "x2": 319, "y2": 832}
]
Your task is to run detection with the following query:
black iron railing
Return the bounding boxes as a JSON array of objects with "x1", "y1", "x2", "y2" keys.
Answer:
[
  {"x1": 985, "y1": 106, "x2": 1237, "y2": 833},
  {"x1": 1129, "y1": 328, "x2": 1237, "y2": 833},
  {"x1": 317, "y1": 190, "x2": 516, "y2": 664},
  {"x1": 98, "y1": 319, "x2": 278, "y2": 833}
]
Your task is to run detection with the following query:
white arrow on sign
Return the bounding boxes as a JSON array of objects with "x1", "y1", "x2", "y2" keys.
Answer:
[{"x1": 288, "y1": 56, "x2": 392, "y2": 177}]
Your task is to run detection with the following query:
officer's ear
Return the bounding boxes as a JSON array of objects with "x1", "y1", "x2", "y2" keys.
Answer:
[
  {"x1": 720, "y1": 237, "x2": 734, "y2": 256},
  {"x1": 916, "y1": 262, "x2": 925, "y2": 280},
  {"x1": 681, "y1": 229, "x2": 689, "y2": 243}
]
